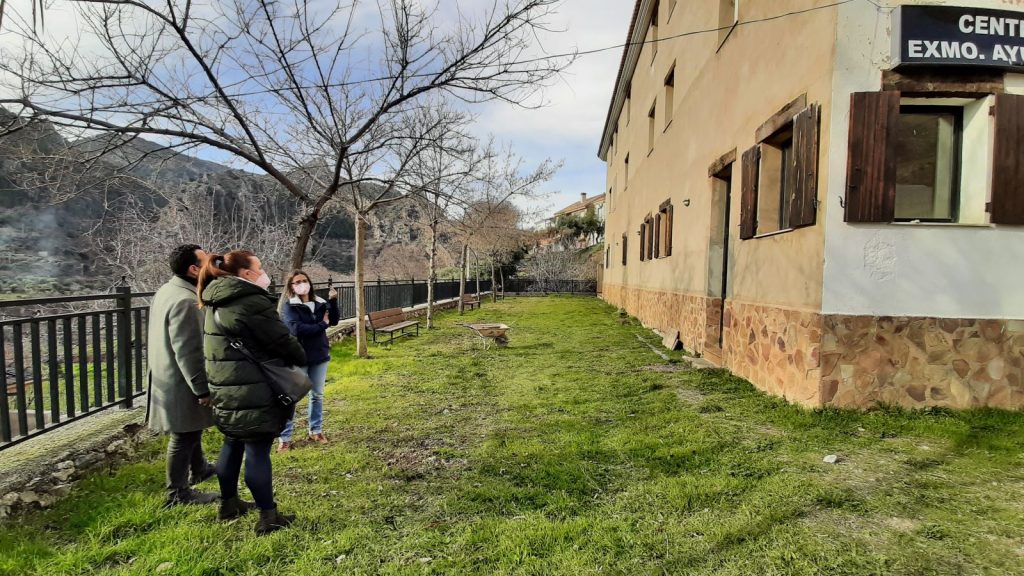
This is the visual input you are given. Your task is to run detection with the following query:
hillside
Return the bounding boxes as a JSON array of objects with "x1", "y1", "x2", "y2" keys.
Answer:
[{"x1": 0, "y1": 110, "x2": 424, "y2": 294}]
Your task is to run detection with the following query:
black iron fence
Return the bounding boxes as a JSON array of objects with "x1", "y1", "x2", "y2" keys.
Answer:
[
  {"x1": 0, "y1": 288, "x2": 152, "y2": 450},
  {"x1": 1, "y1": 276, "x2": 594, "y2": 451}
]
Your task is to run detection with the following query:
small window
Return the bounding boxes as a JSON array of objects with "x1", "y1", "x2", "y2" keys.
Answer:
[
  {"x1": 650, "y1": 2, "x2": 659, "y2": 63},
  {"x1": 894, "y1": 106, "x2": 962, "y2": 222},
  {"x1": 605, "y1": 246, "x2": 610, "y2": 269},
  {"x1": 621, "y1": 233, "x2": 628, "y2": 265},
  {"x1": 664, "y1": 67, "x2": 675, "y2": 129},
  {"x1": 757, "y1": 126, "x2": 795, "y2": 235},
  {"x1": 608, "y1": 187, "x2": 613, "y2": 212},
  {"x1": 648, "y1": 101, "x2": 657, "y2": 154},
  {"x1": 625, "y1": 86, "x2": 631, "y2": 126},
  {"x1": 611, "y1": 130, "x2": 617, "y2": 157},
  {"x1": 624, "y1": 154, "x2": 630, "y2": 189}
]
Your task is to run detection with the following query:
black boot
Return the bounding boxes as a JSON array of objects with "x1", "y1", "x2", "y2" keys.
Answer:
[
  {"x1": 218, "y1": 496, "x2": 257, "y2": 520},
  {"x1": 189, "y1": 462, "x2": 217, "y2": 486},
  {"x1": 163, "y1": 488, "x2": 219, "y2": 509},
  {"x1": 254, "y1": 508, "x2": 295, "y2": 535}
]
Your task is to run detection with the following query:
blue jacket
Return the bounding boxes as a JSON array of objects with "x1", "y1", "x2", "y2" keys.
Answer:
[{"x1": 281, "y1": 296, "x2": 341, "y2": 365}]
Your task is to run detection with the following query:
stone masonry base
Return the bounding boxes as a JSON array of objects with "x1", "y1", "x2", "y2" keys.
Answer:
[{"x1": 603, "y1": 283, "x2": 1024, "y2": 410}]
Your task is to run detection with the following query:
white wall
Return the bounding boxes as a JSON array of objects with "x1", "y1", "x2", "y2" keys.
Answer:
[{"x1": 822, "y1": 1, "x2": 1024, "y2": 319}]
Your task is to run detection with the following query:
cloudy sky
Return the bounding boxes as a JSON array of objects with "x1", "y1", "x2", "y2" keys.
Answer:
[
  {"x1": 2, "y1": 0, "x2": 634, "y2": 223},
  {"x1": 466, "y1": 0, "x2": 634, "y2": 220}
]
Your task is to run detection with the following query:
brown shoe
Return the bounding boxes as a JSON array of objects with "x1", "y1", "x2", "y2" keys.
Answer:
[
  {"x1": 277, "y1": 441, "x2": 291, "y2": 453},
  {"x1": 309, "y1": 433, "x2": 329, "y2": 445}
]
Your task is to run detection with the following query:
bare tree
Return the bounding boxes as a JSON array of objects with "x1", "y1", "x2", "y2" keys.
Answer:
[
  {"x1": 0, "y1": 0, "x2": 572, "y2": 357},
  {"x1": 469, "y1": 202, "x2": 526, "y2": 303},
  {"x1": 450, "y1": 148, "x2": 556, "y2": 314},
  {"x1": 91, "y1": 178, "x2": 294, "y2": 290}
]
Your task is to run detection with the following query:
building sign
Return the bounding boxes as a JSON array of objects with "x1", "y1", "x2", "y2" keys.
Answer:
[{"x1": 894, "y1": 5, "x2": 1024, "y2": 71}]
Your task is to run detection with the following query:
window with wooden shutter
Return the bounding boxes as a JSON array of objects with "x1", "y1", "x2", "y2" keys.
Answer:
[
  {"x1": 845, "y1": 91, "x2": 899, "y2": 223},
  {"x1": 991, "y1": 93, "x2": 1024, "y2": 225},
  {"x1": 740, "y1": 145, "x2": 760, "y2": 239},
  {"x1": 789, "y1": 103, "x2": 820, "y2": 228},
  {"x1": 621, "y1": 233, "x2": 628, "y2": 265}
]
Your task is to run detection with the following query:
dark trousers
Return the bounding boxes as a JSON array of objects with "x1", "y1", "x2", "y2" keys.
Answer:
[
  {"x1": 216, "y1": 439, "x2": 275, "y2": 510},
  {"x1": 166, "y1": 430, "x2": 207, "y2": 493}
]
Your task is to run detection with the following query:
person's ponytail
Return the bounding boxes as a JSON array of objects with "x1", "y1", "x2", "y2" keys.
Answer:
[{"x1": 196, "y1": 250, "x2": 257, "y2": 307}]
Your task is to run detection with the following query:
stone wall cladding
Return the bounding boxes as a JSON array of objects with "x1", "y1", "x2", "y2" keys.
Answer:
[
  {"x1": 822, "y1": 316, "x2": 1024, "y2": 409},
  {"x1": 602, "y1": 284, "x2": 708, "y2": 354},
  {"x1": 722, "y1": 301, "x2": 823, "y2": 406}
]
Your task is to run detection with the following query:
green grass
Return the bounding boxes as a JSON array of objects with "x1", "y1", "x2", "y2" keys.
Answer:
[{"x1": 2, "y1": 296, "x2": 1024, "y2": 575}]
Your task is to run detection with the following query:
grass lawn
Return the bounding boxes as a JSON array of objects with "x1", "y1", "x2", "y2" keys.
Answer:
[{"x1": 1, "y1": 296, "x2": 1023, "y2": 575}]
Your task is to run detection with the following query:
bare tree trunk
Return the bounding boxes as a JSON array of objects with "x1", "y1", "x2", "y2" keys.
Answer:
[
  {"x1": 474, "y1": 251, "x2": 480, "y2": 297},
  {"x1": 354, "y1": 215, "x2": 369, "y2": 358},
  {"x1": 491, "y1": 259, "x2": 497, "y2": 303},
  {"x1": 426, "y1": 220, "x2": 438, "y2": 329},
  {"x1": 457, "y1": 243, "x2": 468, "y2": 315},
  {"x1": 499, "y1": 265, "x2": 505, "y2": 296},
  {"x1": 289, "y1": 211, "x2": 319, "y2": 270}
]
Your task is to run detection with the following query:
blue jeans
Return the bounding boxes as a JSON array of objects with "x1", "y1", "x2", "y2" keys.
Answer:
[{"x1": 279, "y1": 361, "x2": 329, "y2": 442}]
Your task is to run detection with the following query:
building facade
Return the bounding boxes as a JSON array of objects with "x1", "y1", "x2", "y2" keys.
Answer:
[{"x1": 600, "y1": 0, "x2": 1024, "y2": 408}]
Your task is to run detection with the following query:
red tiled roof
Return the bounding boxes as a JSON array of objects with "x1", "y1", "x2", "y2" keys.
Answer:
[{"x1": 555, "y1": 193, "x2": 606, "y2": 217}]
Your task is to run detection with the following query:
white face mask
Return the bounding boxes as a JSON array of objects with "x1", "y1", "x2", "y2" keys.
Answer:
[
  {"x1": 252, "y1": 270, "x2": 271, "y2": 290},
  {"x1": 292, "y1": 282, "x2": 310, "y2": 296}
]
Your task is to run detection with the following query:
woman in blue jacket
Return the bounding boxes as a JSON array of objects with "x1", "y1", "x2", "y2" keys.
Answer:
[{"x1": 277, "y1": 270, "x2": 340, "y2": 452}]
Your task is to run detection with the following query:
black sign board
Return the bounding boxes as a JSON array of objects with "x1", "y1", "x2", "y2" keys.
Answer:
[{"x1": 894, "y1": 5, "x2": 1024, "y2": 72}]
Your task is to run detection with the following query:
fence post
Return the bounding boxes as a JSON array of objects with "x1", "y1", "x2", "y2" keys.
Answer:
[
  {"x1": 376, "y1": 278, "x2": 383, "y2": 312},
  {"x1": 115, "y1": 286, "x2": 133, "y2": 408}
]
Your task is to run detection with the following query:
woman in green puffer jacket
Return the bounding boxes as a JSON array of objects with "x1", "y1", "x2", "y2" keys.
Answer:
[{"x1": 197, "y1": 250, "x2": 306, "y2": 535}]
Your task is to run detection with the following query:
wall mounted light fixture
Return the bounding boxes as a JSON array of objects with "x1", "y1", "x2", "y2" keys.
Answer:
[{"x1": 682, "y1": 199, "x2": 691, "y2": 207}]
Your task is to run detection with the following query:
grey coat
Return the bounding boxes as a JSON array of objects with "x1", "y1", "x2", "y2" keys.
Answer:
[{"x1": 145, "y1": 276, "x2": 214, "y2": 433}]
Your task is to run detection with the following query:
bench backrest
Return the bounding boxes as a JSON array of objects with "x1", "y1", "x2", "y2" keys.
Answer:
[
  {"x1": 366, "y1": 307, "x2": 406, "y2": 329},
  {"x1": 461, "y1": 294, "x2": 479, "y2": 302}
]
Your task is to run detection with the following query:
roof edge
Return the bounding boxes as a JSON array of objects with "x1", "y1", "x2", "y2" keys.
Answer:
[{"x1": 597, "y1": 0, "x2": 651, "y2": 162}]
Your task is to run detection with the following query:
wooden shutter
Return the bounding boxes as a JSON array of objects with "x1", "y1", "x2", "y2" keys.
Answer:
[
  {"x1": 646, "y1": 217, "x2": 654, "y2": 260},
  {"x1": 789, "y1": 103, "x2": 820, "y2": 228},
  {"x1": 621, "y1": 233, "x2": 628, "y2": 265},
  {"x1": 639, "y1": 223, "x2": 646, "y2": 261},
  {"x1": 845, "y1": 91, "x2": 899, "y2": 222},
  {"x1": 991, "y1": 93, "x2": 1024, "y2": 225},
  {"x1": 654, "y1": 213, "x2": 661, "y2": 258},
  {"x1": 665, "y1": 204, "x2": 673, "y2": 257},
  {"x1": 740, "y1": 145, "x2": 760, "y2": 239}
]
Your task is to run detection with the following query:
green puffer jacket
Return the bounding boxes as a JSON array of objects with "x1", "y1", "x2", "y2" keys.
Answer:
[{"x1": 201, "y1": 276, "x2": 307, "y2": 441}]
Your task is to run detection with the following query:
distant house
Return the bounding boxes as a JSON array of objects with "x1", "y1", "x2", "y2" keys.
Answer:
[
  {"x1": 547, "y1": 193, "x2": 606, "y2": 250},
  {"x1": 554, "y1": 192, "x2": 606, "y2": 223}
]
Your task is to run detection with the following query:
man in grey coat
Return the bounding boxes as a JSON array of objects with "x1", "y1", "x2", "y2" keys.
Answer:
[{"x1": 146, "y1": 244, "x2": 219, "y2": 507}]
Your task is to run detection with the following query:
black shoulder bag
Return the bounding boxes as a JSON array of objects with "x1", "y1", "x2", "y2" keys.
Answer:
[{"x1": 212, "y1": 309, "x2": 313, "y2": 407}]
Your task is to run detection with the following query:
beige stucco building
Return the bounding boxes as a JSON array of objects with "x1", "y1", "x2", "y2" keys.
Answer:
[{"x1": 600, "y1": 0, "x2": 1024, "y2": 409}]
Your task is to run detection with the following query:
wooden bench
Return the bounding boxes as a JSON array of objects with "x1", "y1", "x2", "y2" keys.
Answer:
[
  {"x1": 461, "y1": 294, "x2": 481, "y2": 311},
  {"x1": 365, "y1": 308, "x2": 420, "y2": 344}
]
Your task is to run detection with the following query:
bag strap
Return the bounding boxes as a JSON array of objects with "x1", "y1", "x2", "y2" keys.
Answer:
[{"x1": 212, "y1": 309, "x2": 261, "y2": 365}]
